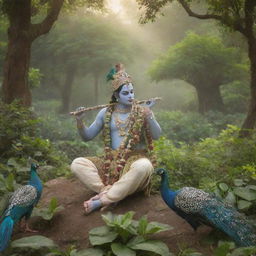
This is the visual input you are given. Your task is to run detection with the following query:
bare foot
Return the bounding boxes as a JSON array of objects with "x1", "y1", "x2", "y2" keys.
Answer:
[{"x1": 83, "y1": 199, "x2": 102, "y2": 215}]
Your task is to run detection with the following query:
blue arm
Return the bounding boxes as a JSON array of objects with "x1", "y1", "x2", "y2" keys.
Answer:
[
  {"x1": 77, "y1": 108, "x2": 106, "y2": 141},
  {"x1": 146, "y1": 111, "x2": 162, "y2": 140}
]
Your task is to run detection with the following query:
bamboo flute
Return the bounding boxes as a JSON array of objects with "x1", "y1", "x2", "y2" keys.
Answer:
[{"x1": 70, "y1": 97, "x2": 162, "y2": 116}]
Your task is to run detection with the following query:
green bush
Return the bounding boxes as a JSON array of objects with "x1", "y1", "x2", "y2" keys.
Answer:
[
  {"x1": 0, "y1": 101, "x2": 70, "y2": 187},
  {"x1": 221, "y1": 80, "x2": 250, "y2": 114},
  {"x1": 155, "y1": 111, "x2": 244, "y2": 145},
  {"x1": 0, "y1": 101, "x2": 38, "y2": 157},
  {"x1": 54, "y1": 140, "x2": 103, "y2": 160},
  {"x1": 82, "y1": 211, "x2": 172, "y2": 256},
  {"x1": 154, "y1": 126, "x2": 256, "y2": 192}
]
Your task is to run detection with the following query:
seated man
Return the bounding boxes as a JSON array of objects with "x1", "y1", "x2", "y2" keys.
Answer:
[{"x1": 71, "y1": 63, "x2": 162, "y2": 214}]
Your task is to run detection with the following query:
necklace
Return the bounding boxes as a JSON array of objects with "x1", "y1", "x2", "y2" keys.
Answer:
[
  {"x1": 102, "y1": 103, "x2": 156, "y2": 186},
  {"x1": 114, "y1": 106, "x2": 131, "y2": 114},
  {"x1": 113, "y1": 112, "x2": 130, "y2": 136}
]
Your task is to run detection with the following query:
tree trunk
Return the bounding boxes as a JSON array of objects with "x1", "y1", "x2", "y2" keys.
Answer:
[
  {"x1": 240, "y1": 37, "x2": 256, "y2": 137},
  {"x1": 59, "y1": 65, "x2": 76, "y2": 114},
  {"x1": 196, "y1": 85, "x2": 224, "y2": 114},
  {"x1": 94, "y1": 73, "x2": 99, "y2": 105},
  {"x1": 2, "y1": 0, "x2": 32, "y2": 106},
  {"x1": 1, "y1": 0, "x2": 64, "y2": 107}
]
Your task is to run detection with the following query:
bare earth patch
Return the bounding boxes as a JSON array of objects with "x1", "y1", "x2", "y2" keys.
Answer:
[{"x1": 13, "y1": 177, "x2": 214, "y2": 255}]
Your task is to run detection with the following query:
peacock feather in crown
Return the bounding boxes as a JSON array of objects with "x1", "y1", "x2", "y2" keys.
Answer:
[{"x1": 106, "y1": 63, "x2": 132, "y2": 92}]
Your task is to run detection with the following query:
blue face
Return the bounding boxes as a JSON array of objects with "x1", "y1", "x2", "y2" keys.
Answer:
[{"x1": 117, "y1": 83, "x2": 134, "y2": 106}]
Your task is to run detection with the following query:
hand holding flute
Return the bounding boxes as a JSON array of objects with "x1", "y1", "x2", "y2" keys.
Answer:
[{"x1": 70, "y1": 97, "x2": 161, "y2": 117}]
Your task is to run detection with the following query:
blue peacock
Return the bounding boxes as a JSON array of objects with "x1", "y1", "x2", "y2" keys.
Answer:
[
  {"x1": 156, "y1": 168, "x2": 256, "y2": 247},
  {"x1": 0, "y1": 163, "x2": 43, "y2": 252}
]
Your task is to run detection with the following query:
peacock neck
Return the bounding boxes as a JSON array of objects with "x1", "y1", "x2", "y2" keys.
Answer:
[
  {"x1": 29, "y1": 170, "x2": 42, "y2": 192},
  {"x1": 160, "y1": 173, "x2": 176, "y2": 209}
]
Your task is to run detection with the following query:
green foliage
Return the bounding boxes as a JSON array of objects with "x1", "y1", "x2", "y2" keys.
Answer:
[
  {"x1": 28, "y1": 68, "x2": 42, "y2": 89},
  {"x1": 0, "y1": 172, "x2": 18, "y2": 193},
  {"x1": 0, "y1": 101, "x2": 38, "y2": 157},
  {"x1": 55, "y1": 140, "x2": 102, "y2": 160},
  {"x1": 84, "y1": 211, "x2": 173, "y2": 256},
  {"x1": 215, "y1": 179, "x2": 256, "y2": 213},
  {"x1": 156, "y1": 111, "x2": 244, "y2": 144},
  {"x1": 148, "y1": 32, "x2": 248, "y2": 113},
  {"x1": 148, "y1": 32, "x2": 247, "y2": 86},
  {"x1": 49, "y1": 246, "x2": 104, "y2": 256},
  {"x1": 221, "y1": 80, "x2": 250, "y2": 114},
  {"x1": 32, "y1": 197, "x2": 64, "y2": 220},
  {"x1": 7, "y1": 235, "x2": 57, "y2": 256},
  {"x1": 31, "y1": 14, "x2": 135, "y2": 106},
  {"x1": 213, "y1": 241, "x2": 256, "y2": 256},
  {"x1": 0, "y1": 101, "x2": 70, "y2": 186},
  {"x1": 154, "y1": 126, "x2": 256, "y2": 193},
  {"x1": 37, "y1": 113, "x2": 78, "y2": 142}
]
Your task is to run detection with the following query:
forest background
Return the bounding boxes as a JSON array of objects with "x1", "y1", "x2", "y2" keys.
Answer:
[{"x1": 0, "y1": 0, "x2": 256, "y2": 255}]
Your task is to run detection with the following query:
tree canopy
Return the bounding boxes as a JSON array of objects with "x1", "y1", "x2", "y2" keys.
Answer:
[
  {"x1": 32, "y1": 14, "x2": 135, "y2": 112},
  {"x1": 137, "y1": 0, "x2": 256, "y2": 135},
  {"x1": 149, "y1": 33, "x2": 248, "y2": 113}
]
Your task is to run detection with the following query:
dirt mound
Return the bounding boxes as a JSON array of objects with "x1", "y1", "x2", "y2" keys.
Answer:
[{"x1": 13, "y1": 177, "x2": 213, "y2": 255}]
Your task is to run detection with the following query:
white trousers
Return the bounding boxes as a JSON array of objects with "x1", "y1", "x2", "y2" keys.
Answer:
[{"x1": 70, "y1": 157, "x2": 153, "y2": 205}]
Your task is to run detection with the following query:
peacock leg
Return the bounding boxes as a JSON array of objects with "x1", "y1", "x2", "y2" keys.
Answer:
[{"x1": 19, "y1": 218, "x2": 38, "y2": 233}]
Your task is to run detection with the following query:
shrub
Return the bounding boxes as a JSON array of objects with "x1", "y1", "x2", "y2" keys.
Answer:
[
  {"x1": 155, "y1": 111, "x2": 244, "y2": 145},
  {"x1": 82, "y1": 211, "x2": 172, "y2": 256},
  {"x1": 154, "y1": 126, "x2": 256, "y2": 192},
  {"x1": 0, "y1": 101, "x2": 70, "y2": 186}
]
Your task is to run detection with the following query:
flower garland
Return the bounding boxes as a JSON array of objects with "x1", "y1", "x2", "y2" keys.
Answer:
[{"x1": 102, "y1": 102, "x2": 156, "y2": 185}]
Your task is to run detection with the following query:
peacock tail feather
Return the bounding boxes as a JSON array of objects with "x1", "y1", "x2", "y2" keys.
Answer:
[
  {"x1": 200, "y1": 197, "x2": 256, "y2": 247},
  {"x1": 0, "y1": 216, "x2": 14, "y2": 252}
]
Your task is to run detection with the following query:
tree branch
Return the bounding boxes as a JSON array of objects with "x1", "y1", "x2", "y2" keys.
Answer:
[
  {"x1": 29, "y1": 0, "x2": 64, "y2": 41},
  {"x1": 177, "y1": 0, "x2": 246, "y2": 36}
]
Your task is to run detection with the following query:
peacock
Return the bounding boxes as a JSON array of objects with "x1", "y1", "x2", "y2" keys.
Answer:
[
  {"x1": 155, "y1": 168, "x2": 256, "y2": 247},
  {"x1": 0, "y1": 163, "x2": 43, "y2": 252}
]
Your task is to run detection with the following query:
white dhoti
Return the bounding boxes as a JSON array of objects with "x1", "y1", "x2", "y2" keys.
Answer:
[{"x1": 70, "y1": 157, "x2": 153, "y2": 205}]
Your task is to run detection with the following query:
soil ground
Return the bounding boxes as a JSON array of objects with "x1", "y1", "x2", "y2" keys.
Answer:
[{"x1": 13, "y1": 177, "x2": 214, "y2": 255}]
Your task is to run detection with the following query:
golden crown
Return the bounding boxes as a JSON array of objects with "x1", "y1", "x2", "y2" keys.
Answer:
[{"x1": 107, "y1": 63, "x2": 132, "y2": 91}]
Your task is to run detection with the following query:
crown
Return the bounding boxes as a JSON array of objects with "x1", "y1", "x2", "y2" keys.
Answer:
[{"x1": 107, "y1": 63, "x2": 132, "y2": 91}]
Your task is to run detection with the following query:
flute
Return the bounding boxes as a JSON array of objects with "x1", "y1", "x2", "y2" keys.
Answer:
[{"x1": 70, "y1": 97, "x2": 162, "y2": 116}]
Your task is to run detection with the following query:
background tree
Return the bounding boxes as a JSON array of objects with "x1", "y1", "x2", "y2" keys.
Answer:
[
  {"x1": 0, "y1": 0, "x2": 103, "y2": 107},
  {"x1": 149, "y1": 33, "x2": 248, "y2": 113},
  {"x1": 137, "y1": 0, "x2": 256, "y2": 136},
  {"x1": 32, "y1": 14, "x2": 134, "y2": 113}
]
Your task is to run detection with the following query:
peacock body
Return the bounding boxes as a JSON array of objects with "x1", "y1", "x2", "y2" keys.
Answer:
[
  {"x1": 0, "y1": 163, "x2": 43, "y2": 252},
  {"x1": 156, "y1": 168, "x2": 256, "y2": 247}
]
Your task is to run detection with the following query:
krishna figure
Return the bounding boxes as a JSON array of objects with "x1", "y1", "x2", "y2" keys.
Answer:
[{"x1": 71, "y1": 63, "x2": 162, "y2": 214}]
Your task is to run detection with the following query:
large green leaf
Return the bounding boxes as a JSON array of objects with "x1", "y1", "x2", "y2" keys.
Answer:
[
  {"x1": 237, "y1": 200, "x2": 252, "y2": 211},
  {"x1": 224, "y1": 191, "x2": 236, "y2": 206},
  {"x1": 233, "y1": 187, "x2": 256, "y2": 201},
  {"x1": 145, "y1": 222, "x2": 172, "y2": 235},
  {"x1": 218, "y1": 183, "x2": 229, "y2": 192},
  {"x1": 111, "y1": 243, "x2": 136, "y2": 256},
  {"x1": 213, "y1": 241, "x2": 235, "y2": 256},
  {"x1": 230, "y1": 247, "x2": 256, "y2": 256},
  {"x1": 127, "y1": 236, "x2": 146, "y2": 248},
  {"x1": 89, "y1": 226, "x2": 118, "y2": 246},
  {"x1": 246, "y1": 185, "x2": 256, "y2": 191},
  {"x1": 11, "y1": 235, "x2": 56, "y2": 250},
  {"x1": 101, "y1": 212, "x2": 115, "y2": 227},
  {"x1": 129, "y1": 240, "x2": 173, "y2": 256},
  {"x1": 233, "y1": 179, "x2": 245, "y2": 187},
  {"x1": 32, "y1": 198, "x2": 64, "y2": 220},
  {"x1": 74, "y1": 248, "x2": 104, "y2": 256}
]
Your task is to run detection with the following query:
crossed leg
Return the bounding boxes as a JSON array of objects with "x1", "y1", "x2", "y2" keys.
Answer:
[{"x1": 71, "y1": 157, "x2": 153, "y2": 215}]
